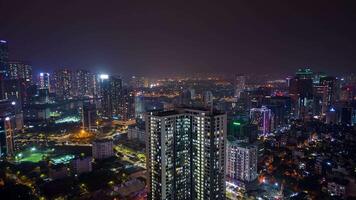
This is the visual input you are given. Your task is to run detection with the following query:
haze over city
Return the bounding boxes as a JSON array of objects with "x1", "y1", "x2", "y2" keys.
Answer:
[{"x1": 1, "y1": 0, "x2": 356, "y2": 76}]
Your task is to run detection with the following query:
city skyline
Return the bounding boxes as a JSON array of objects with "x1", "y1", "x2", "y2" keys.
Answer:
[
  {"x1": 1, "y1": 1, "x2": 356, "y2": 200},
  {"x1": 1, "y1": 1, "x2": 356, "y2": 76}
]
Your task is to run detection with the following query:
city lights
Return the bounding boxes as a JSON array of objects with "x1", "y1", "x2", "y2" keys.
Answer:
[
  {"x1": 0, "y1": 2, "x2": 355, "y2": 199},
  {"x1": 99, "y1": 74, "x2": 109, "y2": 79}
]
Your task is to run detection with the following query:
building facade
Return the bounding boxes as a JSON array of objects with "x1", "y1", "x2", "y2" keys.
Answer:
[
  {"x1": 250, "y1": 106, "x2": 272, "y2": 136},
  {"x1": 146, "y1": 108, "x2": 226, "y2": 200},
  {"x1": 92, "y1": 138, "x2": 114, "y2": 160},
  {"x1": 8, "y1": 61, "x2": 32, "y2": 82},
  {"x1": 99, "y1": 74, "x2": 122, "y2": 118},
  {"x1": 0, "y1": 40, "x2": 9, "y2": 79},
  {"x1": 226, "y1": 141, "x2": 258, "y2": 182}
]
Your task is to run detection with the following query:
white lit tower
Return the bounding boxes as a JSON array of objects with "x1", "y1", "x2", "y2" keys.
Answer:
[
  {"x1": 226, "y1": 141, "x2": 258, "y2": 182},
  {"x1": 146, "y1": 108, "x2": 227, "y2": 200}
]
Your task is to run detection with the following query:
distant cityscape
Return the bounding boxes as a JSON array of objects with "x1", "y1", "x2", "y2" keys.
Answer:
[{"x1": 0, "y1": 38, "x2": 356, "y2": 200}]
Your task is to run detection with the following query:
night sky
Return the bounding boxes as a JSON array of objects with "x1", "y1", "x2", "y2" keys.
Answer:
[{"x1": 1, "y1": 0, "x2": 355, "y2": 76}]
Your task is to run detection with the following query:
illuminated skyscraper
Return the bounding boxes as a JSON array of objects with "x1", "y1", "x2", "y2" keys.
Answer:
[
  {"x1": 146, "y1": 108, "x2": 226, "y2": 200},
  {"x1": 99, "y1": 74, "x2": 122, "y2": 118},
  {"x1": 234, "y1": 74, "x2": 246, "y2": 98},
  {"x1": 250, "y1": 106, "x2": 272, "y2": 135},
  {"x1": 289, "y1": 68, "x2": 314, "y2": 118},
  {"x1": 0, "y1": 40, "x2": 9, "y2": 79}
]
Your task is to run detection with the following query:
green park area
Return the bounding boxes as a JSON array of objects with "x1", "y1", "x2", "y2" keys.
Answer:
[
  {"x1": 15, "y1": 147, "x2": 75, "y2": 165},
  {"x1": 15, "y1": 147, "x2": 53, "y2": 163}
]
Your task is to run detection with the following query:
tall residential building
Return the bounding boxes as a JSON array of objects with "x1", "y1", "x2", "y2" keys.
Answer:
[
  {"x1": 250, "y1": 106, "x2": 272, "y2": 135},
  {"x1": 8, "y1": 61, "x2": 32, "y2": 82},
  {"x1": 226, "y1": 141, "x2": 258, "y2": 182},
  {"x1": 73, "y1": 69, "x2": 93, "y2": 97},
  {"x1": 120, "y1": 88, "x2": 135, "y2": 120},
  {"x1": 146, "y1": 108, "x2": 227, "y2": 200},
  {"x1": 54, "y1": 68, "x2": 73, "y2": 99},
  {"x1": 0, "y1": 40, "x2": 9, "y2": 79},
  {"x1": 99, "y1": 74, "x2": 122, "y2": 118},
  {"x1": 234, "y1": 74, "x2": 246, "y2": 98}
]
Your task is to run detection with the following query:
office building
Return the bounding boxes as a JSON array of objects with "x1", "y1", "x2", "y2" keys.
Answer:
[
  {"x1": 250, "y1": 106, "x2": 272, "y2": 135},
  {"x1": 99, "y1": 74, "x2": 122, "y2": 118},
  {"x1": 263, "y1": 96, "x2": 291, "y2": 128},
  {"x1": 146, "y1": 108, "x2": 226, "y2": 200},
  {"x1": 226, "y1": 141, "x2": 258, "y2": 182},
  {"x1": 92, "y1": 138, "x2": 114, "y2": 160}
]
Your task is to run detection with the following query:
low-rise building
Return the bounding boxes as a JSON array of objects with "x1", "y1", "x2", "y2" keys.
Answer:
[
  {"x1": 92, "y1": 138, "x2": 114, "y2": 160},
  {"x1": 48, "y1": 164, "x2": 69, "y2": 180},
  {"x1": 71, "y1": 156, "x2": 92, "y2": 175},
  {"x1": 327, "y1": 178, "x2": 348, "y2": 198}
]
